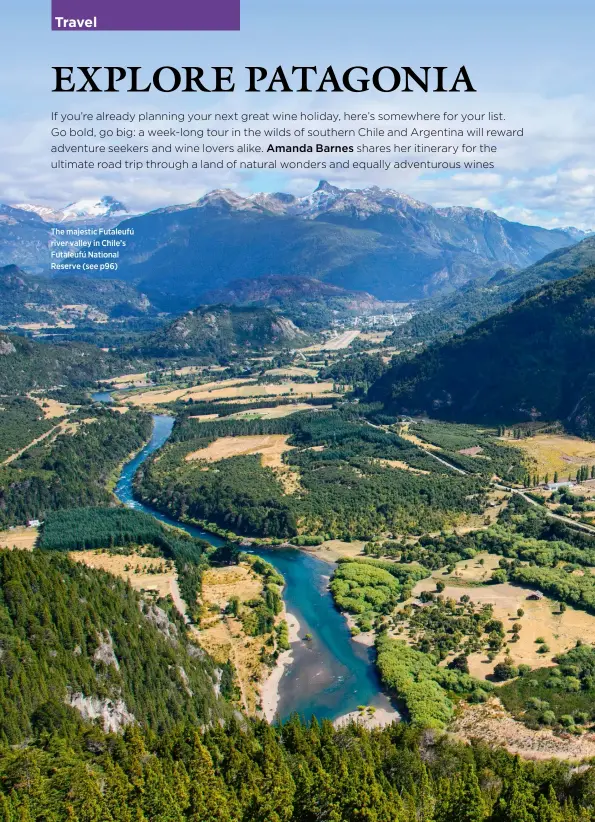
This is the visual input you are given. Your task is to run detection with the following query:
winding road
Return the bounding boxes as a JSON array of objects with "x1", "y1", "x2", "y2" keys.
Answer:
[{"x1": 365, "y1": 419, "x2": 595, "y2": 537}]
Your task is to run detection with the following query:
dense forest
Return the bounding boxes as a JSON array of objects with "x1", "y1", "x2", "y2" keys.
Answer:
[
  {"x1": 0, "y1": 550, "x2": 228, "y2": 745},
  {"x1": 369, "y1": 268, "x2": 595, "y2": 436},
  {"x1": 3, "y1": 705, "x2": 595, "y2": 820},
  {"x1": 321, "y1": 353, "x2": 389, "y2": 391},
  {"x1": 0, "y1": 396, "x2": 55, "y2": 461},
  {"x1": 0, "y1": 409, "x2": 152, "y2": 528},
  {"x1": 136, "y1": 410, "x2": 488, "y2": 540},
  {"x1": 330, "y1": 556, "x2": 428, "y2": 621}
]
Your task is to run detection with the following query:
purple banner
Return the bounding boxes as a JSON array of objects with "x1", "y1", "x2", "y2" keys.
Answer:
[{"x1": 51, "y1": 0, "x2": 240, "y2": 30}]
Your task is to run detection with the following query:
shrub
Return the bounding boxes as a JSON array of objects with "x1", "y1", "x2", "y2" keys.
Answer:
[
  {"x1": 560, "y1": 715, "x2": 575, "y2": 728},
  {"x1": 493, "y1": 659, "x2": 519, "y2": 681}
]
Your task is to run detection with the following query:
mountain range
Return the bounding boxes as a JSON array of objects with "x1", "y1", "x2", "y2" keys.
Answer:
[
  {"x1": 369, "y1": 266, "x2": 595, "y2": 436},
  {"x1": 1, "y1": 183, "x2": 581, "y2": 307},
  {"x1": 392, "y1": 235, "x2": 595, "y2": 344},
  {"x1": 109, "y1": 182, "x2": 582, "y2": 309}
]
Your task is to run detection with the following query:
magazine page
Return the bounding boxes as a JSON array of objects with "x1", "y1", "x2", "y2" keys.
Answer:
[{"x1": 2, "y1": 0, "x2": 595, "y2": 815}]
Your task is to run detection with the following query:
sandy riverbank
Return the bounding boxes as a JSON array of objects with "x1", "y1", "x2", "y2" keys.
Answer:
[
  {"x1": 261, "y1": 610, "x2": 301, "y2": 722},
  {"x1": 334, "y1": 705, "x2": 399, "y2": 730},
  {"x1": 344, "y1": 613, "x2": 376, "y2": 646}
]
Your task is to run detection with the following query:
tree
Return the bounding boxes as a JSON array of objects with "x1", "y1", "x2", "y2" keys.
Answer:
[
  {"x1": 448, "y1": 654, "x2": 470, "y2": 674},
  {"x1": 493, "y1": 758, "x2": 536, "y2": 822},
  {"x1": 450, "y1": 764, "x2": 485, "y2": 822},
  {"x1": 535, "y1": 786, "x2": 565, "y2": 822},
  {"x1": 187, "y1": 739, "x2": 236, "y2": 822},
  {"x1": 493, "y1": 657, "x2": 519, "y2": 681},
  {"x1": 436, "y1": 580, "x2": 446, "y2": 594}
]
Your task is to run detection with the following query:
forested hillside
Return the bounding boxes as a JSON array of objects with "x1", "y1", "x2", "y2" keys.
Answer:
[
  {"x1": 0, "y1": 396, "x2": 55, "y2": 461},
  {"x1": 1, "y1": 710, "x2": 595, "y2": 820},
  {"x1": 39, "y1": 507, "x2": 213, "y2": 623},
  {"x1": 0, "y1": 549, "x2": 228, "y2": 744},
  {"x1": 134, "y1": 304, "x2": 309, "y2": 360},
  {"x1": 0, "y1": 332, "x2": 133, "y2": 393},
  {"x1": 0, "y1": 264, "x2": 154, "y2": 324},
  {"x1": 203, "y1": 274, "x2": 382, "y2": 330},
  {"x1": 0, "y1": 409, "x2": 152, "y2": 527},
  {"x1": 369, "y1": 268, "x2": 595, "y2": 435},
  {"x1": 392, "y1": 235, "x2": 595, "y2": 345}
]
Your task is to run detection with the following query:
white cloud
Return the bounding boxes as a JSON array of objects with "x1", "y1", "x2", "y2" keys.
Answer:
[{"x1": 1, "y1": 89, "x2": 594, "y2": 229}]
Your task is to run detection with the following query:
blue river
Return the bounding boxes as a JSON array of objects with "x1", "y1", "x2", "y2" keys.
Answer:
[{"x1": 109, "y1": 409, "x2": 394, "y2": 722}]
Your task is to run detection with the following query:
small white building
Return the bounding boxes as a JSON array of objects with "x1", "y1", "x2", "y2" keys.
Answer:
[
  {"x1": 546, "y1": 481, "x2": 576, "y2": 492},
  {"x1": 27, "y1": 519, "x2": 41, "y2": 528}
]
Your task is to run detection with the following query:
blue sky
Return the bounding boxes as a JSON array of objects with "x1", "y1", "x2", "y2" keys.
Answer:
[{"x1": 1, "y1": 0, "x2": 594, "y2": 227}]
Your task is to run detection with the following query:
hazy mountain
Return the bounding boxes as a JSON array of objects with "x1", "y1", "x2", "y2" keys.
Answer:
[
  {"x1": 0, "y1": 264, "x2": 154, "y2": 324},
  {"x1": 108, "y1": 182, "x2": 578, "y2": 309},
  {"x1": 392, "y1": 235, "x2": 595, "y2": 345},
  {"x1": 369, "y1": 267, "x2": 595, "y2": 436},
  {"x1": 134, "y1": 304, "x2": 310, "y2": 360},
  {"x1": 0, "y1": 205, "x2": 54, "y2": 271},
  {"x1": 0, "y1": 184, "x2": 581, "y2": 305}
]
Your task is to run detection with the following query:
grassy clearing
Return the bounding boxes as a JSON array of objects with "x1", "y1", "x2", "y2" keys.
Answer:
[
  {"x1": 185, "y1": 434, "x2": 294, "y2": 469},
  {"x1": 227, "y1": 403, "x2": 324, "y2": 420},
  {"x1": 185, "y1": 434, "x2": 300, "y2": 495},
  {"x1": 376, "y1": 458, "x2": 430, "y2": 475},
  {"x1": 0, "y1": 527, "x2": 38, "y2": 551},
  {"x1": 266, "y1": 367, "x2": 319, "y2": 378},
  {"x1": 30, "y1": 396, "x2": 70, "y2": 419},
  {"x1": 125, "y1": 378, "x2": 338, "y2": 406},
  {"x1": 197, "y1": 563, "x2": 283, "y2": 715},
  {"x1": 512, "y1": 434, "x2": 595, "y2": 478},
  {"x1": 411, "y1": 565, "x2": 595, "y2": 679},
  {"x1": 69, "y1": 548, "x2": 179, "y2": 604}
]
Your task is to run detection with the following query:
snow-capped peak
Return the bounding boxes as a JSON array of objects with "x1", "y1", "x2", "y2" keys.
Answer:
[{"x1": 14, "y1": 195, "x2": 129, "y2": 223}]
